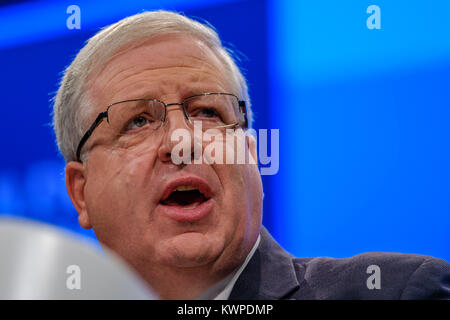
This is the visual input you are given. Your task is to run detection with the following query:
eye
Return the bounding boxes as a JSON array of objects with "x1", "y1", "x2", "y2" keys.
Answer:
[
  {"x1": 192, "y1": 107, "x2": 220, "y2": 119},
  {"x1": 125, "y1": 115, "x2": 152, "y2": 131}
]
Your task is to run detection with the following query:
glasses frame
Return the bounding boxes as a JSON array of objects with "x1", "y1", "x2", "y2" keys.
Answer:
[{"x1": 75, "y1": 92, "x2": 248, "y2": 162}]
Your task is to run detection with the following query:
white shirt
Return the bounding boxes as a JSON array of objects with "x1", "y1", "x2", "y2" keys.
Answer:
[{"x1": 195, "y1": 235, "x2": 261, "y2": 300}]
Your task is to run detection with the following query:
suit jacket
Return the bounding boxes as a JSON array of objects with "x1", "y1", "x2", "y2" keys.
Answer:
[{"x1": 229, "y1": 227, "x2": 450, "y2": 300}]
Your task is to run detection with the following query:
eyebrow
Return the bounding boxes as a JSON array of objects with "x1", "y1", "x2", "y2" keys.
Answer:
[{"x1": 113, "y1": 86, "x2": 228, "y2": 103}]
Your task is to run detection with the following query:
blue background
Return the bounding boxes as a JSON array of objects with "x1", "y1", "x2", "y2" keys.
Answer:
[{"x1": 0, "y1": 0, "x2": 449, "y2": 261}]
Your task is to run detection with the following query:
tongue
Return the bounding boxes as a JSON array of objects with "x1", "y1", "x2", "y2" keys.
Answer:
[{"x1": 162, "y1": 190, "x2": 206, "y2": 208}]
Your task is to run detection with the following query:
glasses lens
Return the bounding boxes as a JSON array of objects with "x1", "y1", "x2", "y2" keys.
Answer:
[
  {"x1": 108, "y1": 99, "x2": 165, "y2": 136},
  {"x1": 184, "y1": 94, "x2": 240, "y2": 129}
]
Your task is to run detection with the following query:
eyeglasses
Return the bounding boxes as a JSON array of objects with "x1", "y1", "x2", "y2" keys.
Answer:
[{"x1": 76, "y1": 92, "x2": 248, "y2": 162}]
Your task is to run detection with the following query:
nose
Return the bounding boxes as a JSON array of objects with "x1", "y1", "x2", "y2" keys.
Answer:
[{"x1": 157, "y1": 104, "x2": 198, "y2": 164}]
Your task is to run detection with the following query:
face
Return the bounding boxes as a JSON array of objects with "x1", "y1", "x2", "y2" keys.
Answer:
[{"x1": 66, "y1": 34, "x2": 263, "y2": 281}]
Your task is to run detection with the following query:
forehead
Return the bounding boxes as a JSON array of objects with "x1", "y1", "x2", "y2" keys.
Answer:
[{"x1": 89, "y1": 34, "x2": 232, "y2": 109}]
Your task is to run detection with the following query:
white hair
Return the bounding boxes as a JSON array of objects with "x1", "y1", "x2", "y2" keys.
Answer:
[{"x1": 52, "y1": 10, "x2": 253, "y2": 163}]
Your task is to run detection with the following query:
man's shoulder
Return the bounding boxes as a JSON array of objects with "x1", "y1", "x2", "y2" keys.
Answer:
[
  {"x1": 290, "y1": 252, "x2": 450, "y2": 299},
  {"x1": 230, "y1": 229, "x2": 450, "y2": 300}
]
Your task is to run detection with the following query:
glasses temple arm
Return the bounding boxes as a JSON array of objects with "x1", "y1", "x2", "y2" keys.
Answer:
[
  {"x1": 239, "y1": 101, "x2": 248, "y2": 128},
  {"x1": 76, "y1": 111, "x2": 108, "y2": 162}
]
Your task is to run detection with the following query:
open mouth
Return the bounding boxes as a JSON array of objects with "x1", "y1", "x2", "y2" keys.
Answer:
[
  {"x1": 158, "y1": 177, "x2": 214, "y2": 222},
  {"x1": 160, "y1": 185, "x2": 210, "y2": 209}
]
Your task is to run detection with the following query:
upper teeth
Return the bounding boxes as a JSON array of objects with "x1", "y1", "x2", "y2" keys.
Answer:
[{"x1": 175, "y1": 185, "x2": 197, "y2": 192}]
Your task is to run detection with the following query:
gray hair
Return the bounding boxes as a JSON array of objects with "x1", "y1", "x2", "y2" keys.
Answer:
[{"x1": 52, "y1": 10, "x2": 253, "y2": 163}]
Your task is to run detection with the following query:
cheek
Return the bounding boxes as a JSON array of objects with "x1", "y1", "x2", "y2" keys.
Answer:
[
  {"x1": 84, "y1": 163, "x2": 134, "y2": 233},
  {"x1": 218, "y1": 163, "x2": 262, "y2": 220},
  {"x1": 213, "y1": 133, "x2": 262, "y2": 216},
  {"x1": 84, "y1": 145, "x2": 159, "y2": 227}
]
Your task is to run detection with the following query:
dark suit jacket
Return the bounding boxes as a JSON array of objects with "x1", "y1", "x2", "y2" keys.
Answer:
[{"x1": 229, "y1": 227, "x2": 450, "y2": 299}]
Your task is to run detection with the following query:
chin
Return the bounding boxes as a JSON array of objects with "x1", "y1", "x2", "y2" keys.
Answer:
[{"x1": 158, "y1": 231, "x2": 223, "y2": 267}]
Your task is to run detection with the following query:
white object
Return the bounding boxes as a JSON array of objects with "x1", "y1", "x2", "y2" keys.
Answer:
[{"x1": 0, "y1": 218, "x2": 158, "y2": 299}]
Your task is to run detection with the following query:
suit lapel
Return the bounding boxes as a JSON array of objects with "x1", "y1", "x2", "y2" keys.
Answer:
[{"x1": 229, "y1": 227, "x2": 300, "y2": 300}]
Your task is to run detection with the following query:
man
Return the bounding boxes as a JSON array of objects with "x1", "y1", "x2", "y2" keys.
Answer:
[{"x1": 53, "y1": 10, "x2": 450, "y2": 299}]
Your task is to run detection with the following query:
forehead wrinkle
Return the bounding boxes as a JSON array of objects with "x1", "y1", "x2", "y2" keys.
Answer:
[
  {"x1": 90, "y1": 43, "x2": 231, "y2": 114},
  {"x1": 109, "y1": 65, "x2": 199, "y2": 96},
  {"x1": 111, "y1": 58, "x2": 225, "y2": 91},
  {"x1": 98, "y1": 50, "x2": 224, "y2": 90},
  {"x1": 105, "y1": 65, "x2": 229, "y2": 104}
]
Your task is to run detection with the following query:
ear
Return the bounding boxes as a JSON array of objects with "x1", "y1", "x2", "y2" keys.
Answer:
[
  {"x1": 246, "y1": 133, "x2": 258, "y2": 165},
  {"x1": 65, "y1": 161, "x2": 92, "y2": 229}
]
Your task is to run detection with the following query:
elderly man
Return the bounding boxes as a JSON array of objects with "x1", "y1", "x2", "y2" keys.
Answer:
[{"x1": 53, "y1": 10, "x2": 450, "y2": 300}]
